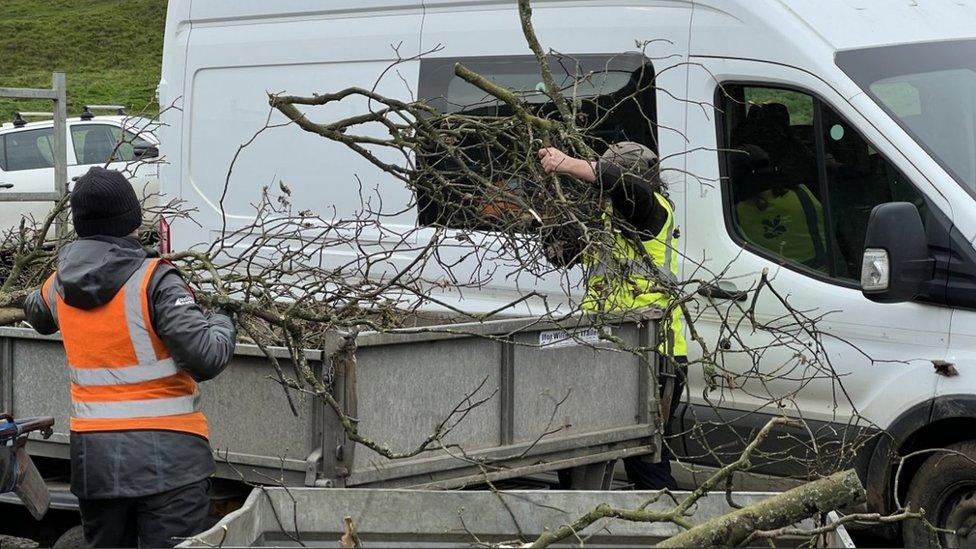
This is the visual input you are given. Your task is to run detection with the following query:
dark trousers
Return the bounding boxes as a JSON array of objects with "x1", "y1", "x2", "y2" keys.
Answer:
[
  {"x1": 78, "y1": 478, "x2": 210, "y2": 548},
  {"x1": 624, "y1": 357, "x2": 686, "y2": 490}
]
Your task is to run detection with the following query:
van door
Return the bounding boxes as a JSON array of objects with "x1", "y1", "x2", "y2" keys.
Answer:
[{"x1": 678, "y1": 58, "x2": 952, "y2": 472}]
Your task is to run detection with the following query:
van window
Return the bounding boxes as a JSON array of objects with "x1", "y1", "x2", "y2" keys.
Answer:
[
  {"x1": 417, "y1": 53, "x2": 656, "y2": 229},
  {"x1": 4, "y1": 128, "x2": 55, "y2": 171},
  {"x1": 0, "y1": 136, "x2": 6, "y2": 171},
  {"x1": 71, "y1": 124, "x2": 153, "y2": 165},
  {"x1": 720, "y1": 84, "x2": 928, "y2": 283}
]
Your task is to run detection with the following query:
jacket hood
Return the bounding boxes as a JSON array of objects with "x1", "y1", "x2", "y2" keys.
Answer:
[{"x1": 56, "y1": 237, "x2": 149, "y2": 310}]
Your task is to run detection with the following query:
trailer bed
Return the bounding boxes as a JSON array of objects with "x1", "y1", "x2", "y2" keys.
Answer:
[{"x1": 0, "y1": 312, "x2": 663, "y2": 490}]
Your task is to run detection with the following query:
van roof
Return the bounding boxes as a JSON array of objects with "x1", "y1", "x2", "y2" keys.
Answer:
[
  {"x1": 181, "y1": 0, "x2": 976, "y2": 54},
  {"x1": 765, "y1": 0, "x2": 976, "y2": 51}
]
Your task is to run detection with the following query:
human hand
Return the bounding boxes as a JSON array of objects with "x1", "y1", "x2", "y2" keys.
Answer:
[{"x1": 537, "y1": 147, "x2": 574, "y2": 174}]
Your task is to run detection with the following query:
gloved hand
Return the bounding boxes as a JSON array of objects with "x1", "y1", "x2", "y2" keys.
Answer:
[{"x1": 214, "y1": 307, "x2": 235, "y2": 322}]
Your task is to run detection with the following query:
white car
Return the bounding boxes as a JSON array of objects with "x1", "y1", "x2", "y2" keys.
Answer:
[{"x1": 0, "y1": 112, "x2": 159, "y2": 235}]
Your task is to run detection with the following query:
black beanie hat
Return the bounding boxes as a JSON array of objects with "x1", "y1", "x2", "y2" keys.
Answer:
[{"x1": 70, "y1": 167, "x2": 141, "y2": 238}]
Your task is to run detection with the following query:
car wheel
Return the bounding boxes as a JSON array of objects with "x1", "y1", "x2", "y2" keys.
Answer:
[{"x1": 904, "y1": 441, "x2": 976, "y2": 548}]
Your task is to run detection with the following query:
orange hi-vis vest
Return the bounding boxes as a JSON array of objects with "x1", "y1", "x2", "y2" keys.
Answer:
[{"x1": 41, "y1": 258, "x2": 209, "y2": 439}]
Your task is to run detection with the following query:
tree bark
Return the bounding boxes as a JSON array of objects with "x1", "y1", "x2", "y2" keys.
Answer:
[
  {"x1": 0, "y1": 307, "x2": 25, "y2": 326},
  {"x1": 657, "y1": 469, "x2": 866, "y2": 548}
]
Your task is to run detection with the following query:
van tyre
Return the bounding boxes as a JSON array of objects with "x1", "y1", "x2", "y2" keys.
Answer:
[{"x1": 903, "y1": 441, "x2": 976, "y2": 548}]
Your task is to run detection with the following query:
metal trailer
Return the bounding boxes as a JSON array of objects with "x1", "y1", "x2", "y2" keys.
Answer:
[
  {"x1": 0, "y1": 311, "x2": 664, "y2": 498},
  {"x1": 180, "y1": 487, "x2": 857, "y2": 548}
]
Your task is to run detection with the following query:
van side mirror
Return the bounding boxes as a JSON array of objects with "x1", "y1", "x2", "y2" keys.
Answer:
[
  {"x1": 133, "y1": 145, "x2": 159, "y2": 159},
  {"x1": 861, "y1": 202, "x2": 934, "y2": 303}
]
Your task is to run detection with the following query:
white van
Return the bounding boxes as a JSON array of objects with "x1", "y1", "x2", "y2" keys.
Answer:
[
  {"x1": 0, "y1": 113, "x2": 159, "y2": 235},
  {"x1": 159, "y1": 1, "x2": 976, "y2": 544}
]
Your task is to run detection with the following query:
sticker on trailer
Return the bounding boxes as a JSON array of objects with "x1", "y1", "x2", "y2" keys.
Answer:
[{"x1": 538, "y1": 327, "x2": 607, "y2": 349}]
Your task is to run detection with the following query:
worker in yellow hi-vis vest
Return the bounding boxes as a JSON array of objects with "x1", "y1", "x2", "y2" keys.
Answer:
[{"x1": 538, "y1": 142, "x2": 685, "y2": 490}]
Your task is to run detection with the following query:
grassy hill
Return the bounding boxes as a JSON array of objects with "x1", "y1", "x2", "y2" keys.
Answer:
[
  {"x1": 0, "y1": 1, "x2": 816, "y2": 129},
  {"x1": 0, "y1": 0, "x2": 167, "y2": 121}
]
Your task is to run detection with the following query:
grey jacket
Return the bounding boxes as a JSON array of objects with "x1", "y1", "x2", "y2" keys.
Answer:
[{"x1": 23, "y1": 236, "x2": 237, "y2": 499}]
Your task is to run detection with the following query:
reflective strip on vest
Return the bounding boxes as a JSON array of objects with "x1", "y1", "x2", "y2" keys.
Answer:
[
  {"x1": 45, "y1": 278, "x2": 59, "y2": 325},
  {"x1": 124, "y1": 259, "x2": 162, "y2": 365},
  {"x1": 662, "y1": 206, "x2": 675, "y2": 275},
  {"x1": 72, "y1": 393, "x2": 201, "y2": 420},
  {"x1": 587, "y1": 258, "x2": 678, "y2": 284},
  {"x1": 70, "y1": 358, "x2": 179, "y2": 386}
]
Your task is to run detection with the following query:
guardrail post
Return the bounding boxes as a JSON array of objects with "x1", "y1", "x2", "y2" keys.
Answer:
[{"x1": 51, "y1": 72, "x2": 68, "y2": 241}]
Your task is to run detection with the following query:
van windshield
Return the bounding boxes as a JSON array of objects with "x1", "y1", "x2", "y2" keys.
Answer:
[{"x1": 836, "y1": 39, "x2": 976, "y2": 197}]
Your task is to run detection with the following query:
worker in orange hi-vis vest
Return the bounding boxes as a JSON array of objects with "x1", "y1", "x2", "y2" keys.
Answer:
[{"x1": 23, "y1": 167, "x2": 236, "y2": 548}]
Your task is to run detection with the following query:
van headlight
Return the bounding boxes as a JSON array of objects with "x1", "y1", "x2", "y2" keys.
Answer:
[{"x1": 861, "y1": 248, "x2": 890, "y2": 291}]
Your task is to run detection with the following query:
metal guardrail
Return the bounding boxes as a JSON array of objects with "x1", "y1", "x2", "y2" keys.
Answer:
[{"x1": 0, "y1": 73, "x2": 69, "y2": 237}]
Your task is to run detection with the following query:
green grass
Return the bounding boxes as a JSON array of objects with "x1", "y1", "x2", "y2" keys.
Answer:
[
  {"x1": 745, "y1": 88, "x2": 814, "y2": 125},
  {"x1": 0, "y1": 0, "x2": 167, "y2": 122}
]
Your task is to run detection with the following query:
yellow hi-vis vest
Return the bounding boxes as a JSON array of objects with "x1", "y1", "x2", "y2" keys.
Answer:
[
  {"x1": 583, "y1": 193, "x2": 687, "y2": 357},
  {"x1": 735, "y1": 184, "x2": 827, "y2": 268},
  {"x1": 41, "y1": 259, "x2": 208, "y2": 439}
]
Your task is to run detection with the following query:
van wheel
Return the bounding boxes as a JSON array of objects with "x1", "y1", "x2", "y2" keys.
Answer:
[{"x1": 903, "y1": 441, "x2": 976, "y2": 548}]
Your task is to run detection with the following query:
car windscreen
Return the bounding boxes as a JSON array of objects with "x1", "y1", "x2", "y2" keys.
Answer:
[{"x1": 836, "y1": 39, "x2": 976, "y2": 197}]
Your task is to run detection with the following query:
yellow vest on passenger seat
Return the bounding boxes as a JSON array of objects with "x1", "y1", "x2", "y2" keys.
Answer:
[{"x1": 735, "y1": 185, "x2": 827, "y2": 268}]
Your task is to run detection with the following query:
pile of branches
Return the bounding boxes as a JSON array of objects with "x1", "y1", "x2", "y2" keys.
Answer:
[{"x1": 268, "y1": 6, "x2": 645, "y2": 278}]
